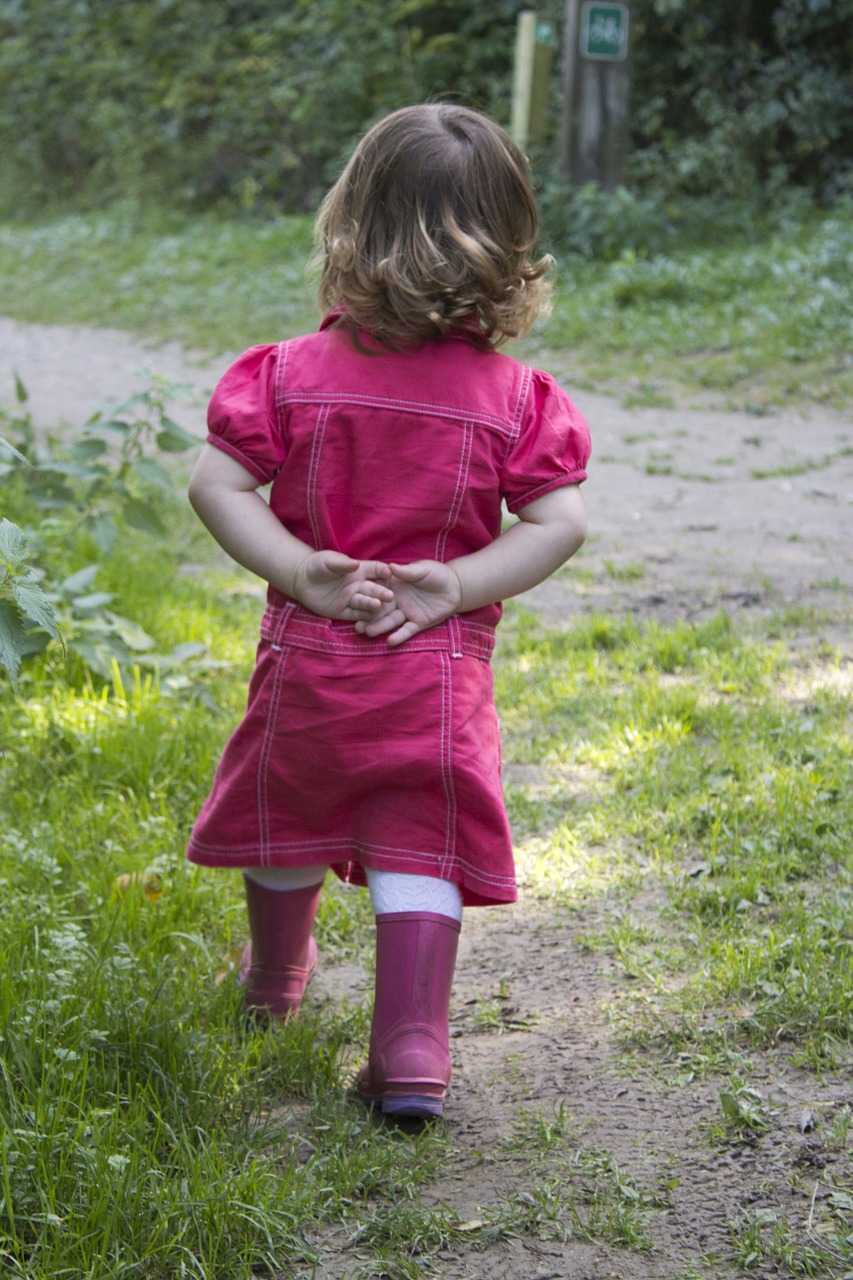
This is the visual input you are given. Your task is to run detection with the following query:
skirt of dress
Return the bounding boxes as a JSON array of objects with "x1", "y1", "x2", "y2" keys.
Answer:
[{"x1": 186, "y1": 627, "x2": 516, "y2": 908}]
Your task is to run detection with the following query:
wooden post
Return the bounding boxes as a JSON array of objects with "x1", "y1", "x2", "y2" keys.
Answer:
[
  {"x1": 561, "y1": 0, "x2": 632, "y2": 189},
  {"x1": 511, "y1": 11, "x2": 556, "y2": 151}
]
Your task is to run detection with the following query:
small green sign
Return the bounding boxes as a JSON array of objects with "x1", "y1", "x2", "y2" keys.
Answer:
[
  {"x1": 580, "y1": 2, "x2": 629, "y2": 61},
  {"x1": 535, "y1": 18, "x2": 556, "y2": 46}
]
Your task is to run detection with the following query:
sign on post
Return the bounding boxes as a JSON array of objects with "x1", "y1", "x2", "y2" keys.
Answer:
[
  {"x1": 580, "y1": 3, "x2": 629, "y2": 61},
  {"x1": 560, "y1": 0, "x2": 632, "y2": 189}
]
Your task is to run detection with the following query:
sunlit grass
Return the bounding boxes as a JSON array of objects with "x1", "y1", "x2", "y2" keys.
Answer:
[
  {"x1": 497, "y1": 601, "x2": 852, "y2": 1069},
  {"x1": 1, "y1": 476, "x2": 851, "y2": 1273}
]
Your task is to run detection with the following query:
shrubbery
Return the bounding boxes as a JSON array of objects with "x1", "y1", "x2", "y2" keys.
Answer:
[{"x1": 0, "y1": 0, "x2": 850, "y2": 224}]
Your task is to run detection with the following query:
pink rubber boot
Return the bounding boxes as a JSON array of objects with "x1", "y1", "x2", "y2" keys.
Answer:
[
  {"x1": 239, "y1": 875, "x2": 322, "y2": 1022},
  {"x1": 356, "y1": 911, "x2": 460, "y2": 1119}
]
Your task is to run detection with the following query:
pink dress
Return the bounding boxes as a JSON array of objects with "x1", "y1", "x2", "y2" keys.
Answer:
[{"x1": 186, "y1": 312, "x2": 591, "y2": 906}]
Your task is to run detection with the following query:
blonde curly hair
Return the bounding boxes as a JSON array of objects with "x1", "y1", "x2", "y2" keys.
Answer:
[{"x1": 314, "y1": 103, "x2": 552, "y2": 350}]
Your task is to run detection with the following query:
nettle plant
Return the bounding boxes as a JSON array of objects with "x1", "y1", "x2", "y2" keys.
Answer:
[{"x1": 0, "y1": 375, "x2": 202, "y2": 688}]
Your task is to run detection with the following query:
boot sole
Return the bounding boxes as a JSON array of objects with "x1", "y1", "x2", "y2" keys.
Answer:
[
  {"x1": 357, "y1": 1084, "x2": 445, "y2": 1119},
  {"x1": 381, "y1": 1094, "x2": 444, "y2": 1119}
]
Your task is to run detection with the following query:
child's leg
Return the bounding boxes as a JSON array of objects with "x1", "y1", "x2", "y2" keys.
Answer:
[
  {"x1": 239, "y1": 865, "x2": 327, "y2": 1021},
  {"x1": 358, "y1": 870, "x2": 462, "y2": 1119}
]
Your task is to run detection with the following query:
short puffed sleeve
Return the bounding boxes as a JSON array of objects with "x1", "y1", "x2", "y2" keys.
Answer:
[
  {"x1": 206, "y1": 345, "x2": 285, "y2": 484},
  {"x1": 501, "y1": 369, "x2": 591, "y2": 513}
]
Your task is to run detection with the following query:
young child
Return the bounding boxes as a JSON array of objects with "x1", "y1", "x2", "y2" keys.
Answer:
[{"x1": 186, "y1": 103, "x2": 590, "y2": 1119}]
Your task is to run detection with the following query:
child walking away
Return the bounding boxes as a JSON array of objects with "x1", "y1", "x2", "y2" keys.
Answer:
[{"x1": 186, "y1": 104, "x2": 590, "y2": 1119}]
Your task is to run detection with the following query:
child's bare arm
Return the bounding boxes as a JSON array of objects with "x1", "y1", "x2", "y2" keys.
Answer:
[
  {"x1": 358, "y1": 484, "x2": 587, "y2": 646},
  {"x1": 188, "y1": 445, "x2": 394, "y2": 620}
]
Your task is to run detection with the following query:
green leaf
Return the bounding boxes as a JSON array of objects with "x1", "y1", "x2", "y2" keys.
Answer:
[
  {"x1": 93, "y1": 418, "x2": 132, "y2": 436},
  {"x1": 133, "y1": 456, "x2": 176, "y2": 491},
  {"x1": 85, "y1": 512, "x2": 119, "y2": 556},
  {"x1": 0, "y1": 598, "x2": 26, "y2": 688},
  {"x1": 168, "y1": 641, "x2": 207, "y2": 663},
  {"x1": 106, "y1": 613, "x2": 156, "y2": 651},
  {"x1": 73, "y1": 592, "x2": 114, "y2": 611},
  {"x1": 122, "y1": 497, "x2": 166, "y2": 536},
  {"x1": 69, "y1": 635, "x2": 128, "y2": 679},
  {"x1": 0, "y1": 518, "x2": 28, "y2": 567},
  {"x1": 11, "y1": 576, "x2": 60, "y2": 641},
  {"x1": 59, "y1": 565, "x2": 100, "y2": 595},
  {"x1": 14, "y1": 371, "x2": 28, "y2": 404},
  {"x1": 720, "y1": 1092, "x2": 744, "y2": 1122},
  {"x1": 0, "y1": 436, "x2": 30, "y2": 465},
  {"x1": 156, "y1": 417, "x2": 199, "y2": 452},
  {"x1": 70, "y1": 438, "x2": 109, "y2": 462},
  {"x1": 90, "y1": 393, "x2": 148, "y2": 421}
]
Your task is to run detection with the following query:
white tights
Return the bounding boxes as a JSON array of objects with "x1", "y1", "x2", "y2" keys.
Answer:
[{"x1": 242, "y1": 865, "x2": 463, "y2": 922}]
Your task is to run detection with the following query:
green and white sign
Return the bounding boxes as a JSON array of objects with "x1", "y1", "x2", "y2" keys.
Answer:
[
  {"x1": 580, "y1": 2, "x2": 629, "y2": 61},
  {"x1": 535, "y1": 18, "x2": 556, "y2": 46}
]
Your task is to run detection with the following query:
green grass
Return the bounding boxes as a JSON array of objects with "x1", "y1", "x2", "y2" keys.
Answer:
[
  {"x1": 544, "y1": 210, "x2": 853, "y2": 409},
  {"x1": 1, "y1": 484, "x2": 851, "y2": 1274},
  {"x1": 499, "y1": 608, "x2": 853, "y2": 1064},
  {"x1": 1, "y1": 206, "x2": 852, "y2": 1274},
  {"x1": 0, "y1": 202, "x2": 851, "y2": 406}
]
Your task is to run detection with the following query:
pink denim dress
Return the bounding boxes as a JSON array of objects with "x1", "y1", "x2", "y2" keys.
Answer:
[{"x1": 186, "y1": 313, "x2": 591, "y2": 906}]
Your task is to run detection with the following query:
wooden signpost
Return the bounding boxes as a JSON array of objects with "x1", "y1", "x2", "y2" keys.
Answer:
[
  {"x1": 511, "y1": 11, "x2": 557, "y2": 151},
  {"x1": 560, "y1": 0, "x2": 632, "y2": 189}
]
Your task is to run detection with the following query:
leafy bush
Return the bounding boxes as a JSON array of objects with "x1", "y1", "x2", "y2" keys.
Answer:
[
  {"x1": 629, "y1": 0, "x2": 853, "y2": 204},
  {"x1": 0, "y1": 379, "x2": 202, "y2": 687},
  {"x1": 0, "y1": 0, "x2": 520, "y2": 214},
  {"x1": 538, "y1": 179, "x2": 675, "y2": 260},
  {"x1": 1, "y1": 0, "x2": 850, "y2": 218}
]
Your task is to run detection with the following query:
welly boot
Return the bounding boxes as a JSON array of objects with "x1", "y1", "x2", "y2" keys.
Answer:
[
  {"x1": 239, "y1": 875, "x2": 322, "y2": 1022},
  {"x1": 356, "y1": 911, "x2": 460, "y2": 1119}
]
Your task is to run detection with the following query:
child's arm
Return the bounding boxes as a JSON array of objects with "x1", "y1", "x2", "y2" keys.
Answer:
[
  {"x1": 188, "y1": 445, "x2": 394, "y2": 620},
  {"x1": 357, "y1": 484, "x2": 587, "y2": 647}
]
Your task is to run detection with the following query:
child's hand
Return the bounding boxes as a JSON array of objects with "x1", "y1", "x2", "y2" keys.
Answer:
[
  {"x1": 355, "y1": 560, "x2": 463, "y2": 646},
  {"x1": 292, "y1": 551, "x2": 394, "y2": 621}
]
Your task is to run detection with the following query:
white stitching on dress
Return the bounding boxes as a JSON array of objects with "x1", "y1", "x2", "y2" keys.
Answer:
[
  {"x1": 435, "y1": 420, "x2": 473, "y2": 563},
  {"x1": 511, "y1": 364, "x2": 531, "y2": 439},
  {"x1": 275, "y1": 390, "x2": 516, "y2": 435},
  {"x1": 274, "y1": 341, "x2": 290, "y2": 448},
  {"x1": 256, "y1": 645, "x2": 290, "y2": 864},
  {"x1": 439, "y1": 651, "x2": 458, "y2": 879},
  {"x1": 306, "y1": 405, "x2": 330, "y2": 549}
]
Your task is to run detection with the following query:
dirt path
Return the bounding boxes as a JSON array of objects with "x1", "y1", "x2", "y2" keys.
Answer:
[
  {"x1": 3, "y1": 315, "x2": 851, "y2": 640},
  {"x1": 3, "y1": 316, "x2": 852, "y2": 1278}
]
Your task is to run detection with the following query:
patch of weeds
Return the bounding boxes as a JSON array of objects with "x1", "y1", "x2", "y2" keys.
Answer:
[
  {"x1": 298, "y1": 1094, "x2": 452, "y2": 1215},
  {"x1": 710, "y1": 1081, "x2": 774, "y2": 1145},
  {"x1": 622, "y1": 383, "x2": 675, "y2": 409},
  {"x1": 730, "y1": 1202, "x2": 845, "y2": 1277},
  {"x1": 765, "y1": 603, "x2": 838, "y2": 634},
  {"x1": 603, "y1": 559, "x2": 646, "y2": 582},
  {"x1": 484, "y1": 1147, "x2": 667, "y2": 1251},
  {"x1": 824, "y1": 1105, "x2": 852, "y2": 1152},
  {"x1": 468, "y1": 976, "x2": 534, "y2": 1034},
  {"x1": 498, "y1": 1102, "x2": 578, "y2": 1161},
  {"x1": 480, "y1": 1110, "x2": 670, "y2": 1254},
  {"x1": 751, "y1": 449, "x2": 851, "y2": 480},
  {"x1": 657, "y1": 1045, "x2": 755, "y2": 1087}
]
